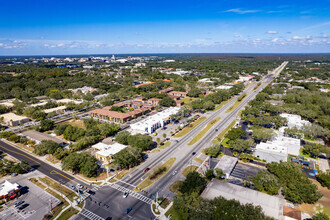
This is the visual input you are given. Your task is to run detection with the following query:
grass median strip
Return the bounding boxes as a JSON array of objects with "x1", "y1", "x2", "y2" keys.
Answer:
[
  {"x1": 159, "y1": 141, "x2": 171, "y2": 150},
  {"x1": 134, "y1": 158, "x2": 176, "y2": 192},
  {"x1": 212, "y1": 120, "x2": 236, "y2": 145},
  {"x1": 174, "y1": 116, "x2": 206, "y2": 137},
  {"x1": 188, "y1": 117, "x2": 221, "y2": 145},
  {"x1": 213, "y1": 97, "x2": 234, "y2": 111},
  {"x1": 39, "y1": 176, "x2": 76, "y2": 202},
  {"x1": 225, "y1": 93, "x2": 247, "y2": 113}
]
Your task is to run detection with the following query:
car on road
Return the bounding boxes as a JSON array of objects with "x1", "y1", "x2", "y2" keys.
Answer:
[
  {"x1": 77, "y1": 184, "x2": 83, "y2": 189},
  {"x1": 175, "y1": 140, "x2": 179, "y2": 143},
  {"x1": 215, "y1": 129, "x2": 218, "y2": 131},
  {"x1": 18, "y1": 204, "x2": 29, "y2": 211},
  {"x1": 144, "y1": 168, "x2": 150, "y2": 173},
  {"x1": 70, "y1": 185, "x2": 75, "y2": 190},
  {"x1": 123, "y1": 192, "x2": 129, "y2": 198},
  {"x1": 124, "y1": 208, "x2": 132, "y2": 214},
  {"x1": 14, "y1": 200, "x2": 24, "y2": 207},
  {"x1": 87, "y1": 190, "x2": 95, "y2": 195},
  {"x1": 192, "y1": 152, "x2": 196, "y2": 155},
  {"x1": 172, "y1": 170, "x2": 178, "y2": 175}
]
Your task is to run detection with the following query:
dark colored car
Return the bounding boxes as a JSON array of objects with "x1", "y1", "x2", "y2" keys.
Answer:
[
  {"x1": 18, "y1": 203, "x2": 29, "y2": 210},
  {"x1": 192, "y1": 152, "x2": 196, "y2": 155},
  {"x1": 125, "y1": 208, "x2": 132, "y2": 214},
  {"x1": 87, "y1": 190, "x2": 95, "y2": 195},
  {"x1": 144, "y1": 168, "x2": 150, "y2": 172}
]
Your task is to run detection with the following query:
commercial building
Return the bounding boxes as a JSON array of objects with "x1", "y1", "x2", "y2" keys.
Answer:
[
  {"x1": 280, "y1": 113, "x2": 310, "y2": 129},
  {"x1": 89, "y1": 107, "x2": 150, "y2": 123},
  {"x1": 0, "y1": 112, "x2": 29, "y2": 126},
  {"x1": 255, "y1": 136, "x2": 301, "y2": 163},
  {"x1": 55, "y1": 99, "x2": 83, "y2": 105},
  {"x1": 201, "y1": 179, "x2": 283, "y2": 219},
  {"x1": 43, "y1": 106, "x2": 67, "y2": 114},
  {"x1": 0, "y1": 181, "x2": 20, "y2": 200},
  {"x1": 93, "y1": 142, "x2": 127, "y2": 164},
  {"x1": 213, "y1": 155, "x2": 238, "y2": 179},
  {"x1": 130, "y1": 107, "x2": 180, "y2": 133},
  {"x1": 216, "y1": 85, "x2": 233, "y2": 90},
  {"x1": 22, "y1": 130, "x2": 65, "y2": 145}
]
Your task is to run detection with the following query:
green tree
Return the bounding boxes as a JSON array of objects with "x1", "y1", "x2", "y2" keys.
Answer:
[
  {"x1": 179, "y1": 171, "x2": 206, "y2": 195},
  {"x1": 203, "y1": 101, "x2": 215, "y2": 110},
  {"x1": 205, "y1": 169, "x2": 215, "y2": 180},
  {"x1": 302, "y1": 144, "x2": 325, "y2": 158},
  {"x1": 188, "y1": 88, "x2": 202, "y2": 98},
  {"x1": 127, "y1": 134, "x2": 153, "y2": 151},
  {"x1": 98, "y1": 123, "x2": 120, "y2": 138},
  {"x1": 228, "y1": 139, "x2": 254, "y2": 153},
  {"x1": 252, "y1": 127, "x2": 275, "y2": 141},
  {"x1": 33, "y1": 140, "x2": 61, "y2": 156},
  {"x1": 204, "y1": 145, "x2": 221, "y2": 157},
  {"x1": 159, "y1": 96, "x2": 176, "y2": 107},
  {"x1": 115, "y1": 131, "x2": 130, "y2": 145},
  {"x1": 317, "y1": 171, "x2": 330, "y2": 189},
  {"x1": 112, "y1": 147, "x2": 143, "y2": 169},
  {"x1": 39, "y1": 119, "x2": 54, "y2": 132},
  {"x1": 226, "y1": 128, "x2": 246, "y2": 140},
  {"x1": 214, "y1": 168, "x2": 225, "y2": 179},
  {"x1": 253, "y1": 170, "x2": 280, "y2": 195}
]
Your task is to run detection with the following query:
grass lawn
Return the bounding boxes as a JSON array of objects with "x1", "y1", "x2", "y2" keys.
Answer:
[
  {"x1": 56, "y1": 207, "x2": 78, "y2": 220},
  {"x1": 181, "y1": 165, "x2": 198, "y2": 177},
  {"x1": 108, "y1": 178, "x2": 117, "y2": 183},
  {"x1": 29, "y1": 178, "x2": 47, "y2": 189},
  {"x1": 134, "y1": 158, "x2": 176, "y2": 192},
  {"x1": 159, "y1": 141, "x2": 171, "y2": 150},
  {"x1": 193, "y1": 157, "x2": 203, "y2": 163},
  {"x1": 39, "y1": 177, "x2": 76, "y2": 202},
  {"x1": 58, "y1": 119, "x2": 85, "y2": 129},
  {"x1": 221, "y1": 138, "x2": 230, "y2": 147},
  {"x1": 299, "y1": 148, "x2": 313, "y2": 159},
  {"x1": 169, "y1": 181, "x2": 183, "y2": 193},
  {"x1": 188, "y1": 117, "x2": 221, "y2": 145},
  {"x1": 213, "y1": 97, "x2": 234, "y2": 111},
  {"x1": 174, "y1": 116, "x2": 206, "y2": 138},
  {"x1": 212, "y1": 120, "x2": 236, "y2": 145},
  {"x1": 225, "y1": 94, "x2": 247, "y2": 113},
  {"x1": 152, "y1": 203, "x2": 161, "y2": 215}
]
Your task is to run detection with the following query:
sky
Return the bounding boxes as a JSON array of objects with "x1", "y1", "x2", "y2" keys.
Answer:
[{"x1": 0, "y1": 0, "x2": 329, "y2": 55}]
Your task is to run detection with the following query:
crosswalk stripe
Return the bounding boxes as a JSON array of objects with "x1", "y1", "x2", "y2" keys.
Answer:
[{"x1": 109, "y1": 183, "x2": 153, "y2": 204}]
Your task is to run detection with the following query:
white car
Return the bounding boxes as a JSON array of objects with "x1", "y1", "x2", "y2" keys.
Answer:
[
  {"x1": 77, "y1": 184, "x2": 83, "y2": 189},
  {"x1": 172, "y1": 171, "x2": 178, "y2": 175},
  {"x1": 123, "y1": 192, "x2": 129, "y2": 198}
]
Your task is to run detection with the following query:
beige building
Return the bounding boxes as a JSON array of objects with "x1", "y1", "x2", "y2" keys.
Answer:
[
  {"x1": 0, "y1": 113, "x2": 29, "y2": 126},
  {"x1": 92, "y1": 142, "x2": 127, "y2": 164}
]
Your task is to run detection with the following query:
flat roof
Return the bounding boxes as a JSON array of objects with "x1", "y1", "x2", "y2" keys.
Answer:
[
  {"x1": 0, "y1": 112, "x2": 29, "y2": 122},
  {"x1": 44, "y1": 106, "x2": 67, "y2": 114},
  {"x1": 22, "y1": 130, "x2": 63, "y2": 144},
  {"x1": 214, "y1": 155, "x2": 238, "y2": 175},
  {"x1": 96, "y1": 143, "x2": 127, "y2": 157},
  {"x1": 0, "y1": 181, "x2": 19, "y2": 197},
  {"x1": 201, "y1": 179, "x2": 282, "y2": 219}
]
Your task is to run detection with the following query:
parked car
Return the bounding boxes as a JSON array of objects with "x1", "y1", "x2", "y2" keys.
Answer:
[
  {"x1": 124, "y1": 208, "x2": 132, "y2": 214},
  {"x1": 192, "y1": 152, "x2": 196, "y2": 155},
  {"x1": 18, "y1": 204, "x2": 29, "y2": 211},
  {"x1": 123, "y1": 192, "x2": 129, "y2": 198},
  {"x1": 87, "y1": 190, "x2": 95, "y2": 195},
  {"x1": 14, "y1": 200, "x2": 24, "y2": 207}
]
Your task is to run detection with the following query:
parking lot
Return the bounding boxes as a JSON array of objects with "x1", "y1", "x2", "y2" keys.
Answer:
[
  {"x1": 230, "y1": 162, "x2": 264, "y2": 180},
  {"x1": 1, "y1": 172, "x2": 61, "y2": 220}
]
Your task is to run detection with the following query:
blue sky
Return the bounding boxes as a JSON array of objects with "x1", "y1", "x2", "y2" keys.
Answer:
[{"x1": 0, "y1": 0, "x2": 329, "y2": 55}]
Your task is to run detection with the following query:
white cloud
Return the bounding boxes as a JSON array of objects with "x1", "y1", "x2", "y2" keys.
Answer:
[
  {"x1": 225, "y1": 8, "x2": 260, "y2": 14},
  {"x1": 272, "y1": 38, "x2": 279, "y2": 42},
  {"x1": 267, "y1": 30, "x2": 278, "y2": 34}
]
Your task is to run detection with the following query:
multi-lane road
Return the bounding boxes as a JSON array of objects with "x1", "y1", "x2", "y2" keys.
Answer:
[
  {"x1": 0, "y1": 62, "x2": 287, "y2": 220},
  {"x1": 78, "y1": 61, "x2": 288, "y2": 219}
]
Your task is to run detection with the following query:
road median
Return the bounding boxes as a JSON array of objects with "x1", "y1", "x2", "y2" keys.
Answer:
[{"x1": 188, "y1": 117, "x2": 221, "y2": 145}]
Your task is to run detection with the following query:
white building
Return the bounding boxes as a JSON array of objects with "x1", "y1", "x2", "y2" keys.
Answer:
[
  {"x1": 216, "y1": 85, "x2": 233, "y2": 90},
  {"x1": 43, "y1": 106, "x2": 67, "y2": 114},
  {"x1": 55, "y1": 99, "x2": 83, "y2": 105},
  {"x1": 92, "y1": 142, "x2": 127, "y2": 163},
  {"x1": 255, "y1": 136, "x2": 301, "y2": 163},
  {"x1": 213, "y1": 155, "x2": 238, "y2": 179},
  {"x1": 0, "y1": 181, "x2": 20, "y2": 199},
  {"x1": 198, "y1": 78, "x2": 213, "y2": 83},
  {"x1": 167, "y1": 70, "x2": 191, "y2": 76},
  {"x1": 130, "y1": 107, "x2": 180, "y2": 134},
  {"x1": 0, "y1": 113, "x2": 29, "y2": 126},
  {"x1": 280, "y1": 113, "x2": 310, "y2": 129}
]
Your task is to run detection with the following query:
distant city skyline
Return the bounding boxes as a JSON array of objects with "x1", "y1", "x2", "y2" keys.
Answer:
[{"x1": 0, "y1": 0, "x2": 329, "y2": 55}]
